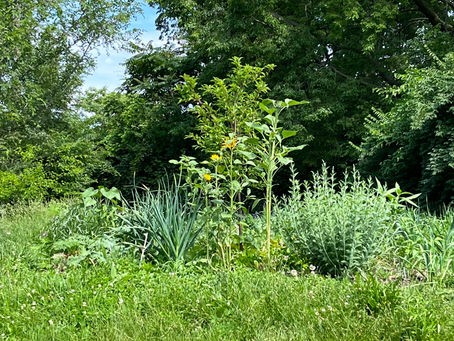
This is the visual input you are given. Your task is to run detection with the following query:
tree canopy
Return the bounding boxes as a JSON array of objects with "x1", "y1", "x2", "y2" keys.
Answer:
[{"x1": 1, "y1": 0, "x2": 453, "y2": 206}]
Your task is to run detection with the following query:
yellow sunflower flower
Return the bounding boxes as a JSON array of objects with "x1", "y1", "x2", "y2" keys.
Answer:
[
  {"x1": 204, "y1": 173, "x2": 212, "y2": 181},
  {"x1": 210, "y1": 154, "x2": 222, "y2": 161},
  {"x1": 222, "y1": 138, "x2": 237, "y2": 150}
]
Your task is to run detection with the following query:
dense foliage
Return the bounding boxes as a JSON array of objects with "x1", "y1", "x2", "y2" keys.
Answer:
[
  {"x1": 1, "y1": 2, "x2": 454, "y2": 338},
  {"x1": 79, "y1": 49, "x2": 197, "y2": 189},
  {"x1": 360, "y1": 52, "x2": 454, "y2": 206},
  {"x1": 148, "y1": 0, "x2": 454, "y2": 186},
  {"x1": 0, "y1": 0, "x2": 141, "y2": 203}
]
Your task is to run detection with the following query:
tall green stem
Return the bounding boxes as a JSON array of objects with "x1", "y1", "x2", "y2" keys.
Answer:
[{"x1": 265, "y1": 140, "x2": 276, "y2": 262}]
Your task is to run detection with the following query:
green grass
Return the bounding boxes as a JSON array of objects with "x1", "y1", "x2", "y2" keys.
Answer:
[{"x1": 1, "y1": 202, "x2": 454, "y2": 340}]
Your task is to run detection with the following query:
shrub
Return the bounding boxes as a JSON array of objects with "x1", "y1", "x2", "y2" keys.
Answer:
[
  {"x1": 0, "y1": 165, "x2": 51, "y2": 204},
  {"x1": 282, "y1": 166, "x2": 396, "y2": 276}
]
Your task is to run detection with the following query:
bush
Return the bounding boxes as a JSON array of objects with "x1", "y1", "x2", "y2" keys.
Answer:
[
  {"x1": 281, "y1": 166, "x2": 396, "y2": 276},
  {"x1": 0, "y1": 164, "x2": 51, "y2": 204}
]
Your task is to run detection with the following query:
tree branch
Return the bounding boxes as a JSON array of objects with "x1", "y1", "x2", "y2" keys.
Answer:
[
  {"x1": 413, "y1": 0, "x2": 454, "y2": 33},
  {"x1": 270, "y1": 12, "x2": 301, "y2": 27},
  {"x1": 329, "y1": 65, "x2": 377, "y2": 88},
  {"x1": 333, "y1": 45, "x2": 399, "y2": 86},
  {"x1": 438, "y1": 0, "x2": 454, "y2": 11}
]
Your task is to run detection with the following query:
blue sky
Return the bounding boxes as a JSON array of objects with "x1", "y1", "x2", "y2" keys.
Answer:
[{"x1": 82, "y1": 1, "x2": 161, "y2": 91}]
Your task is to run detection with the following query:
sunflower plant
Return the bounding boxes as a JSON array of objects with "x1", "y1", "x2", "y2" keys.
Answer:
[
  {"x1": 245, "y1": 99, "x2": 307, "y2": 262},
  {"x1": 172, "y1": 58, "x2": 271, "y2": 266},
  {"x1": 172, "y1": 58, "x2": 307, "y2": 267}
]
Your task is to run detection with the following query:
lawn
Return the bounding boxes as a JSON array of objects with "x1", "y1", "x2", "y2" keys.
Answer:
[{"x1": 1, "y1": 202, "x2": 453, "y2": 340}]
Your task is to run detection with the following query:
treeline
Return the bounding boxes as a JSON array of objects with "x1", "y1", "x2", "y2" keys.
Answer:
[{"x1": 1, "y1": 0, "x2": 453, "y2": 207}]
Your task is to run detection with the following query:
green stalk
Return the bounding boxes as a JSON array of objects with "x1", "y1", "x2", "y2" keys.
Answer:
[
  {"x1": 265, "y1": 139, "x2": 276, "y2": 262},
  {"x1": 205, "y1": 191, "x2": 209, "y2": 261}
]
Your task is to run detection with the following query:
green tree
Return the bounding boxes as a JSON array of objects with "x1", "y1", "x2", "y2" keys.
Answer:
[
  {"x1": 148, "y1": 0, "x2": 454, "y2": 182},
  {"x1": 360, "y1": 52, "x2": 454, "y2": 207},
  {"x1": 80, "y1": 49, "x2": 197, "y2": 189},
  {"x1": 0, "y1": 0, "x2": 141, "y2": 202}
]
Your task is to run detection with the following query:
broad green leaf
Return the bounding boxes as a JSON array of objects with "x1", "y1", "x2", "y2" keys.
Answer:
[
  {"x1": 286, "y1": 145, "x2": 306, "y2": 152},
  {"x1": 101, "y1": 187, "x2": 121, "y2": 201},
  {"x1": 284, "y1": 99, "x2": 309, "y2": 106},
  {"x1": 82, "y1": 187, "x2": 97, "y2": 198},
  {"x1": 239, "y1": 151, "x2": 257, "y2": 160},
  {"x1": 282, "y1": 130, "x2": 297, "y2": 139},
  {"x1": 259, "y1": 102, "x2": 276, "y2": 114},
  {"x1": 231, "y1": 180, "x2": 242, "y2": 191},
  {"x1": 83, "y1": 197, "x2": 97, "y2": 207}
]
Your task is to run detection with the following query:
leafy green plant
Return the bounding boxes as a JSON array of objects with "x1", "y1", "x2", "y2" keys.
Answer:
[
  {"x1": 82, "y1": 186, "x2": 122, "y2": 208},
  {"x1": 118, "y1": 180, "x2": 202, "y2": 263},
  {"x1": 50, "y1": 234, "x2": 120, "y2": 267},
  {"x1": 284, "y1": 165, "x2": 396, "y2": 276},
  {"x1": 246, "y1": 99, "x2": 306, "y2": 261},
  {"x1": 376, "y1": 181, "x2": 421, "y2": 209},
  {"x1": 173, "y1": 58, "x2": 274, "y2": 266},
  {"x1": 48, "y1": 187, "x2": 122, "y2": 241}
]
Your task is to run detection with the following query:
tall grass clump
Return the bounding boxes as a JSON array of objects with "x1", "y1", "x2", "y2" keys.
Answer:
[
  {"x1": 392, "y1": 209, "x2": 454, "y2": 283},
  {"x1": 281, "y1": 166, "x2": 396, "y2": 276},
  {"x1": 118, "y1": 180, "x2": 201, "y2": 263}
]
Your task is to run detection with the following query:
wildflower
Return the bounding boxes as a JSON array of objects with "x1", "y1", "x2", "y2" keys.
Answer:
[
  {"x1": 290, "y1": 269, "x2": 298, "y2": 277},
  {"x1": 31, "y1": 301, "x2": 36, "y2": 306},
  {"x1": 222, "y1": 138, "x2": 237, "y2": 150},
  {"x1": 82, "y1": 302, "x2": 87, "y2": 307},
  {"x1": 42, "y1": 232, "x2": 47, "y2": 237},
  {"x1": 48, "y1": 320, "x2": 53, "y2": 325},
  {"x1": 119, "y1": 298, "x2": 124, "y2": 305},
  {"x1": 328, "y1": 305, "x2": 333, "y2": 311},
  {"x1": 321, "y1": 308, "x2": 326, "y2": 313},
  {"x1": 70, "y1": 289, "x2": 75, "y2": 293},
  {"x1": 226, "y1": 301, "x2": 231, "y2": 306},
  {"x1": 210, "y1": 154, "x2": 222, "y2": 161},
  {"x1": 344, "y1": 301, "x2": 349, "y2": 306},
  {"x1": 93, "y1": 291, "x2": 97, "y2": 295},
  {"x1": 204, "y1": 173, "x2": 212, "y2": 181},
  {"x1": 309, "y1": 264, "x2": 316, "y2": 271}
]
